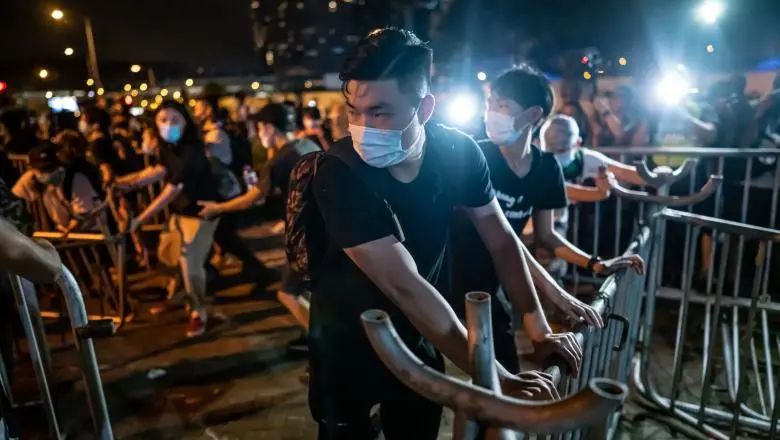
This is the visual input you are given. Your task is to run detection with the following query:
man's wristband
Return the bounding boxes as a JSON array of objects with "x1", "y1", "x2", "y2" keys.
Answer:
[{"x1": 587, "y1": 256, "x2": 601, "y2": 273}]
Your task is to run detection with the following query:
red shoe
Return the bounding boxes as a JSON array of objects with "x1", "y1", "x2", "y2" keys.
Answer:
[{"x1": 186, "y1": 314, "x2": 207, "y2": 338}]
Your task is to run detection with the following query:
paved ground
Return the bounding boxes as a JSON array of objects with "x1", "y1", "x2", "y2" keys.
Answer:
[{"x1": 5, "y1": 221, "x2": 771, "y2": 439}]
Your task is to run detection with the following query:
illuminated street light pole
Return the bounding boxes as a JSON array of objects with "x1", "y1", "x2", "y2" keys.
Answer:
[
  {"x1": 51, "y1": 8, "x2": 103, "y2": 89},
  {"x1": 696, "y1": 1, "x2": 725, "y2": 25}
]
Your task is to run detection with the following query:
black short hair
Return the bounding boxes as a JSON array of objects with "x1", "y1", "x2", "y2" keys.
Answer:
[
  {"x1": 340, "y1": 27, "x2": 432, "y2": 100},
  {"x1": 302, "y1": 106, "x2": 321, "y2": 120},
  {"x1": 198, "y1": 95, "x2": 221, "y2": 114},
  {"x1": 491, "y1": 65, "x2": 555, "y2": 125},
  {"x1": 251, "y1": 103, "x2": 295, "y2": 133}
]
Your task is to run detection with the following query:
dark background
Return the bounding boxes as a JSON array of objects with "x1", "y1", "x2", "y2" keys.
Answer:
[{"x1": 1, "y1": 0, "x2": 779, "y2": 89}]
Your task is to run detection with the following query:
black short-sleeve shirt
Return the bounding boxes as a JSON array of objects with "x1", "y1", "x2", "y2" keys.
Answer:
[
  {"x1": 309, "y1": 125, "x2": 493, "y2": 351},
  {"x1": 158, "y1": 143, "x2": 220, "y2": 216},
  {"x1": 450, "y1": 141, "x2": 567, "y2": 297}
]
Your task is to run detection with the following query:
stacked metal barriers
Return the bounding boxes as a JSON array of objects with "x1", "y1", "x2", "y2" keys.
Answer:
[
  {"x1": 0, "y1": 268, "x2": 114, "y2": 440},
  {"x1": 357, "y1": 153, "x2": 735, "y2": 438}
]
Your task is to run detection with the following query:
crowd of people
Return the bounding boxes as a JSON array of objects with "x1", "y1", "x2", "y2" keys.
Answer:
[{"x1": 1, "y1": 24, "x2": 779, "y2": 440}]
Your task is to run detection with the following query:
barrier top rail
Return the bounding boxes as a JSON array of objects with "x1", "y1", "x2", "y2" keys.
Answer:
[
  {"x1": 596, "y1": 146, "x2": 780, "y2": 157},
  {"x1": 661, "y1": 209, "x2": 780, "y2": 243},
  {"x1": 599, "y1": 162, "x2": 723, "y2": 207}
]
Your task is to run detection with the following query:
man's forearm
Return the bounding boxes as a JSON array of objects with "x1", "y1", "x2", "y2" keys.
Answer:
[
  {"x1": 491, "y1": 237, "x2": 552, "y2": 340},
  {"x1": 389, "y1": 272, "x2": 515, "y2": 378},
  {"x1": 0, "y1": 219, "x2": 60, "y2": 280},
  {"x1": 538, "y1": 231, "x2": 592, "y2": 269},
  {"x1": 214, "y1": 186, "x2": 263, "y2": 214},
  {"x1": 518, "y1": 243, "x2": 568, "y2": 305}
]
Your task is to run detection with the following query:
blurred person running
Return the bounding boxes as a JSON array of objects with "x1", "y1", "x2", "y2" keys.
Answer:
[
  {"x1": 199, "y1": 102, "x2": 319, "y2": 350},
  {"x1": 116, "y1": 100, "x2": 222, "y2": 338}
]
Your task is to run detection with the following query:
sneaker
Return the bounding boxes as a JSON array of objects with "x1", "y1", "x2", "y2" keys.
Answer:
[
  {"x1": 186, "y1": 314, "x2": 207, "y2": 338},
  {"x1": 287, "y1": 335, "x2": 309, "y2": 353}
]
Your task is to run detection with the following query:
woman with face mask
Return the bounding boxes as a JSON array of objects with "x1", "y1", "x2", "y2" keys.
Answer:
[{"x1": 114, "y1": 100, "x2": 222, "y2": 338}]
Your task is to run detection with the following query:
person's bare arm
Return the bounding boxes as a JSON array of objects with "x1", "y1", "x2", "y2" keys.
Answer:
[
  {"x1": 0, "y1": 218, "x2": 62, "y2": 283},
  {"x1": 345, "y1": 235, "x2": 518, "y2": 379},
  {"x1": 115, "y1": 165, "x2": 166, "y2": 191},
  {"x1": 565, "y1": 182, "x2": 610, "y2": 203},
  {"x1": 463, "y1": 199, "x2": 552, "y2": 340},
  {"x1": 134, "y1": 183, "x2": 182, "y2": 225},
  {"x1": 198, "y1": 185, "x2": 263, "y2": 218},
  {"x1": 678, "y1": 110, "x2": 717, "y2": 146},
  {"x1": 606, "y1": 160, "x2": 645, "y2": 186},
  {"x1": 533, "y1": 209, "x2": 591, "y2": 269}
]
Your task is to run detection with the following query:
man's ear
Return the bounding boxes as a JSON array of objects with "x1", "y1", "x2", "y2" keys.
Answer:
[
  {"x1": 527, "y1": 106, "x2": 544, "y2": 125},
  {"x1": 576, "y1": 136, "x2": 583, "y2": 146},
  {"x1": 419, "y1": 93, "x2": 436, "y2": 125}
]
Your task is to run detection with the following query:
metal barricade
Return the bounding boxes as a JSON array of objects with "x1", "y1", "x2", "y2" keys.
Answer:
[
  {"x1": 361, "y1": 306, "x2": 628, "y2": 437},
  {"x1": 0, "y1": 268, "x2": 114, "y2": 440},
  {"x1": 633, "y1": 209, "x2": 780, "y2": 439}
]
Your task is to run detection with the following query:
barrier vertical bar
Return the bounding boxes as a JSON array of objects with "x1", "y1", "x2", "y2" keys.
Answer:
[{"x1": 56, "y1": 268, "x2": 114, "y2": 440}]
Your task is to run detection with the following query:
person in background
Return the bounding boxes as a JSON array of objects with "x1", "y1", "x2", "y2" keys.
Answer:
[
  {"x1": 12, "y1": 142, "x2": 105, "y2": 233},
  {"x1": 116, "y1": 100, "x2": 222, "y2": 338},
  {"x1": 542, "y1": 114, "x2": 651, "y2": 202},
  {"x1": 557, "y1": 80, "x2": 591, "y2": 146},
  {"x1": 327, "y1": 102, "x2": 349, "y2": 142},
  {"x1": 301, "y1": 106, "x2": 331, "y2": 150},
  {"x1": 592, "y1": 86, "x2": 649, "y2": 147},
  {"x1": 193, "y1": 96, "x2": 233, "y2": 166},
  {"x1": 199, "y1": 102, "x2": 317, "y2": 351}
]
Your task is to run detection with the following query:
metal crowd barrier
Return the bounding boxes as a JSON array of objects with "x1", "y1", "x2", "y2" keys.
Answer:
[
  {"x1": 32, "y1": 198, "x2": 133, "y2": 328},
  {"x1": 0, "y1": 269, "x2": 114, "y2": 440}
]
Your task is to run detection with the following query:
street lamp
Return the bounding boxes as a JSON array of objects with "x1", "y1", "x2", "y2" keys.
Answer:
[
  {"x1": 130, "y1": 64, "x2": 142, "y2": 73},
  {"x1": 64, "y1": 47, "x2": 74, "y2": 56},
  {"x1": 50, "y1": 8, "x2": 102, "y2": 88},
  {"x1": 696, "y1": 1, "x2": 725, "y2": 24},
  {"x1": 39, "y1": 69, "x2": 49, "y2": 79}
]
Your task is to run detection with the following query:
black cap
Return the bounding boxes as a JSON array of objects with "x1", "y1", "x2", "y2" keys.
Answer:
[
  {"x1": 251, "y1": 103, "x2": 295, "y2": 133},
  {"x1": 28, "y1": 142, "x2": 62, "y2": 172}
]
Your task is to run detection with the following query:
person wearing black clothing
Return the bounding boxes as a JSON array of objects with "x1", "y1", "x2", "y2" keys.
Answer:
[
  {"x1": 451, "y1": 67, "x2": 633, "y2": 369},
  {"x1": 119, "y1": 100, "x2": 221, "y2": 338},
  {"x1": 304, "y1": 28, "x2": 590, "y2": 439},
  {"x1": 301, "y1": 106, "x2": 331, "y2": 150},
  {"x1": 199, "y1": 103, "x2": 319, "y2": 348}
]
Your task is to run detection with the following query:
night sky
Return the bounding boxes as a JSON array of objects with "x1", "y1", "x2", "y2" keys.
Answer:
[{"x1": 2, "y1": 0, "x2": 779, "y2": 89}]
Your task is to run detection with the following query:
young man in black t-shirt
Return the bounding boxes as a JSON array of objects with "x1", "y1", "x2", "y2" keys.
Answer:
[
  {"x1": 304, "y1": 28, "x2": 593, "y2": 439},
  {"x1": 451, "y1": 67, "x2": 639, "y2": 369}
]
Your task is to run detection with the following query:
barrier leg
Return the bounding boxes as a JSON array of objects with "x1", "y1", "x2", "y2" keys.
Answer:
[
  {"x1": 8, "y1": 275, "x2": 62, "y2": 440},
  {"x1": 56, "y1": 268, "x2": 114, "y2": 440}
]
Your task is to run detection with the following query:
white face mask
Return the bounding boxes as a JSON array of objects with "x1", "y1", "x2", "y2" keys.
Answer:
[
  {"x1": 349, "y1": 112, "x2": 424, "y2": 168},
  {"x1": 554, "y1": 150, "x2": 576, "y2": 167},
  {"x1": 485, "y1": 110, "x2": 532, "y2": 145}
]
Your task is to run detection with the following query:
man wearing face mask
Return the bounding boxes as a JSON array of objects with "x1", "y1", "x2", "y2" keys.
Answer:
[
  {"x1": 300, "y1": 107, "x2": 331, "y2": 151},
  {"x1": 298, "y1": 29, "x2": 587, "y2": 439},
  {"x1": 449, "y1": 67, "x2": 625, "y2": 373},
  {"x1": 542, "y1": 114, "x2": 649, "y2": 202}
]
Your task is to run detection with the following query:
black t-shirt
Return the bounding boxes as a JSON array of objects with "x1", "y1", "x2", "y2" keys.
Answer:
[
  {"x1": 265, "y1": 138, "x2": 321, "y2": 201},
  {"x1": 450, "y1": 141, "x2": 567, "y2": 296},
  {"x1": 158, "y1": 143, "x2": 220, "y2": 216},
  {"x1": 309, "y1": 125, "x2": 494, "y2": 354}
]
